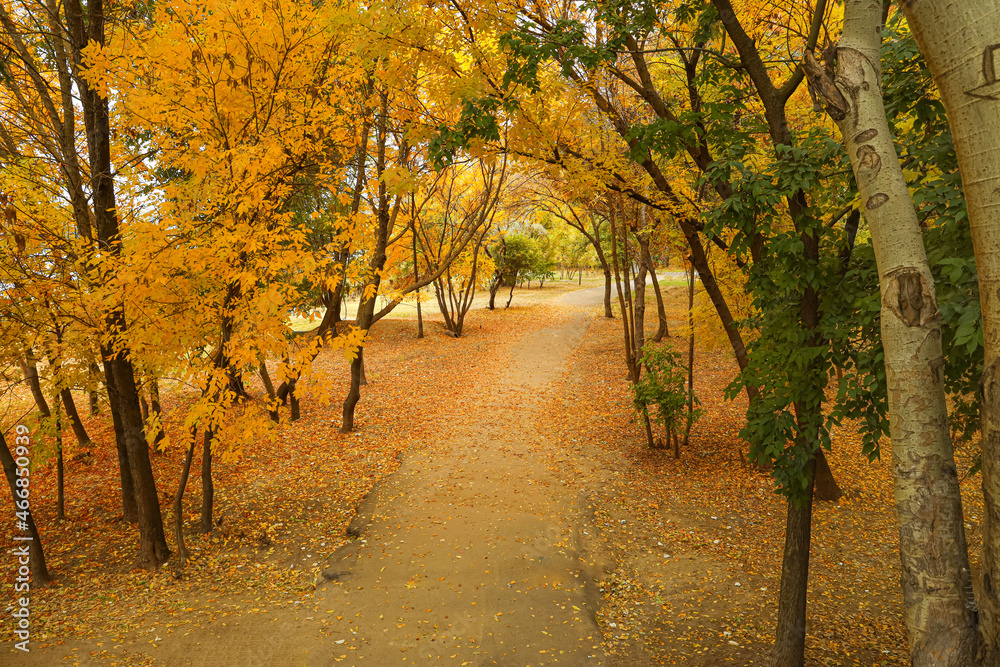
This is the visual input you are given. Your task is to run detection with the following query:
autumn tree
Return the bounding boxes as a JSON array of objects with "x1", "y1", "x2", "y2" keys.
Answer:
[
  {"x1": 420, "y1": 159, "x2": 507, "y2": 336},
  {"x1": 0, "y1": 0, "x2": 170, "y2": 567}
]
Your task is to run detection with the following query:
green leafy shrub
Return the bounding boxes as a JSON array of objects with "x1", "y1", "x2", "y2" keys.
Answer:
[{"x1": 632, "y1": 342, "x2": 701, "y2": 454}]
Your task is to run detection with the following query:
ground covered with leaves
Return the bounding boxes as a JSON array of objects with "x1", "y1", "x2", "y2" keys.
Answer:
[{"x1": 2, "y1": 278, "x2": 981, "y2": 665}]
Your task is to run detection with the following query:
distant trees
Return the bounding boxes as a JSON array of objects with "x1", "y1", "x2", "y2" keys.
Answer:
[{"x1": 487, "y1": 233, "x2": 549, "y2": 309}]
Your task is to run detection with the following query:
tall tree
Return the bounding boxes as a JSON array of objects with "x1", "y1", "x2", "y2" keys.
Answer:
[
  {"x1": 804, "y1": 2, "x2": 979, "y2": 662},
  {"x1": 0, "y1": 0, "x2": 170, "y2": 566},
  {"x1": 894, "y1": 2, "x2": 1000, "y2": 661}
]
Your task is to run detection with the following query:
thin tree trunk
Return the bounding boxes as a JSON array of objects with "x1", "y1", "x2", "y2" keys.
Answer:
[
  {"x1": 149, "y1": 379, "x2": 165, "y2": 448},
  {"x1": 201, "y1": 429, "x2": 213, "y2": 533},
  {"x1": 683, "y1": 263, "x2": 695, "y2": 449},
  {"x1": 53, "y1": 392, "x2": 64, "y2": 520},
  {"x1": 332, "y1": 280, "x2": 346, "y2": 325},
  {"x1": 678, "y1": 221, "x2": 752, "y2": 391},
  {"x1": 622, "y1": 227, "x2": 637, "y2": 379},
  {"x1": 88, "y1": 361, "x2": 101, "y2": 416},
  {"x1": 0, "y1": 430, "x2": 50, "y2": 585},
  {"x1": 592, "y1": 242, "x2": 614, "y2": 318},
  {"x1": 416, "y1": 284, "x2": 424, "y2": 337},
  {"x1": 604, "y1": 269, "x2": 613, "y2": 317},
  {"x1": 341, "y1": 349, "x2": 364, "y2": 433},
  {"x1": 174, "y1": 430, "x2": 197, "y2": 565},
  {"x1": 609, "y1": 200, "x2": 636, "y2": 381},
  {"x1": 633, "y1": 231, "x2": 650, "y2": 376},
  {"x1": 259, "y1": 361, "x2": 280, "y2": 423},
  {"x1": 506, "y1": 281, "x2": 515, "y2": 308},
  {"x1": 648, "y1": 255, "x2": 668, "y2": 341},
  {"x1": 61, "y1": 388, "x2": 91, "y2": 447},
  {"x1": 289, "y1": 380, "x2": 300, "y2": 421},
  {"x1": 641, "y1": 407, "x2": 656, "y2": 449},
  {"x1": 805, "y1": 3, "x2": 980, "y2": 661},
  {"x1": 110, "y1": 354, "x2": 170, "y2": 567},
  {"x1": 21, "y1": 353, "x2": 50, "y2": 418},
  {"x1": 413, "y1": 220, "x2": 424, "y2": 338},
  {"x1": 489, "y1": 281, "x2": 499, "y2": 310}
]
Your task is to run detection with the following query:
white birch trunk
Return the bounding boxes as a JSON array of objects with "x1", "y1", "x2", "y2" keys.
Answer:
[
  {"x1": 805, "y1": 2, "x2": 979, "y2": 663},
  {"x1": 898, "y1": 3, "x2": 1000, "y2": 659}
]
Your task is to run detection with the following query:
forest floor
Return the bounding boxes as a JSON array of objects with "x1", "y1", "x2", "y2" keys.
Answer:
[{"x1": 1, "y1": 277, "x2": 984, "y2": 665}]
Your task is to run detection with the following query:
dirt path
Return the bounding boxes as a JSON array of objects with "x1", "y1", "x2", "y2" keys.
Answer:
[
  {"x1": 307, "y1": 306, "x2": 608, "y2": 665},
  {"x1": 80, "y1": 296, "x2": 613, "y2": 667}
]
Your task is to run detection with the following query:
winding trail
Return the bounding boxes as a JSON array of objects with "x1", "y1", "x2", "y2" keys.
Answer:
[{"x1": 313, "y1": 293, "x2": 609, "y2": 665}]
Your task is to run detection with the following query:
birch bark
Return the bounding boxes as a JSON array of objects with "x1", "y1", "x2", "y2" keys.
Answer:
[
  {"x1": 805, "y1": 2, "x2": 979, "y2": 663},
  {"x1": 896, "y1": 3, "x2": 1000, "y2": 659}
]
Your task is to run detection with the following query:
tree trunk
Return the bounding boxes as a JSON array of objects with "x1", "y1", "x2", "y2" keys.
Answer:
[
  {"x1": 416, "y1": 291, "x2": 424, "y2": 338},
  {"x1": 148, "y1": 379, "x2": 165, "y2": 449},
  {"x1": 683, "y1": 263, "x2": 695, "y2": 449},
  {"x1": 506, "y1": 281, "x2": 515, "y2": 308},
  {"x1": 331, "y1": 280, "x2": 346, "y2": 325},
  {"x1": 641, "y1": 407, "x2": 656, "y2": 449},
  {"x1": 61, "y1": 388, "x2": 91, "y2": 447},
  {"x1": 289, "y1": 380, "x2": 301, "y2": 421},
  {"x1": 341, "y1": 349, "x2": 364, "y2": 433},
  {"x1": 678, "y1": 219, "x2": 755, "y2": 401},
  {"x1": 88, "y1": 361, "x2": 101, "y2": 416},
  {"x1": 895, "y1": 2, "x2": 1000, "y2": 662},
  {"x1": 805, "y1": 3, "x2": 981, "y2": 661},
  {"x1": 633, "y1": 234, "x2": 649, "y2": 374},
  {"x1": 21, "y1": 353, "x2": 51, "y2": 418},
  {"x1": 53, "y1": 393, "x2": 64, "y2": 520},
  {"x1": 489, "y1": 280, "x2": 500, "y2": 310},
  {"x1": 593, "y1": 243, "x2": 614, "y2": 318},
  {"x1": 100, "y1": 347, "x2": 138, "y2": 524},
  {"x1": 603, "y1": 269, "x2": 613, "y2": 317},
  {"x1": 111, "y1": 354, "x2": 170, "y2": 566},
  {"x1": 259, "y1": 361, "x2": 280, "y2": 423},
  {"x1": 174, "y1": 430, "x2": 197, "y2": 565},
  {"x1": 413, "y1": 221, "x2": 424, "y2": 338},
  {"x1": 647, "y1": 254, "x2": 669, "y2": 341},
  {"x1": 622, "y1": 229, "x2": 637, "y2": 379},
  {"x1": 812, "y1": 448, "x2": 842, "y2": 503},
  {"x1": 67, "y1": 0, "x2": 169, "y2": 568},
  {"x1": 608, "y1": 201, "x2": 637, "y2": 381},
  {"x1": 201, "y1": 429, "x2": 213, "y2": 533},
  {"x1": 771, "y1": 460, "x2": 816, "y2": 667},
  {"x1": 0, "y1": 429, "x2": 51, "y2": 586}
]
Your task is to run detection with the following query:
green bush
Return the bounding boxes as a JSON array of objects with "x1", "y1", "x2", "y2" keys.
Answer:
[{"x1": 632, "y1": 342, "x2": 701, "y2": 452}]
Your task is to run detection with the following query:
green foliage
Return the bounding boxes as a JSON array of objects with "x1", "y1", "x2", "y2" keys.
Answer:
[
  {"x1": 632, "y1": 342, "x2": 701, "y2": 443},
  {"x1": 711, "y1": 125, "x2": 857, "y2": 501},
  {"x1": 493, "y1": 233, "x2": 553, "y2": 284}
]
